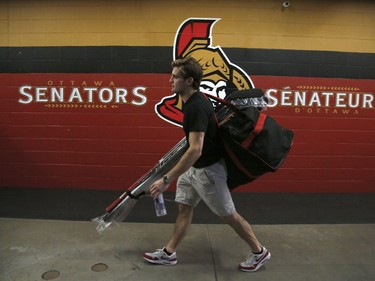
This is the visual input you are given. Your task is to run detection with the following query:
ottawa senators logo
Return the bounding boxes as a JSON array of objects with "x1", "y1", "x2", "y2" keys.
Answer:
[{"x1": 156, "y1": 18, "x2": 254, "y2": 127}]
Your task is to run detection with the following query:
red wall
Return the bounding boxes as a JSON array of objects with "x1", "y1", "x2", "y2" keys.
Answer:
[{"x1": 0, "y1": 73, "x2": 374, "y2": 192}]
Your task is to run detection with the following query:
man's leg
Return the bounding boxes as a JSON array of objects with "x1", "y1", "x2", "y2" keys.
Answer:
[
  {"x1": 143, "y1": 203, "x2": 193, "y2": 265},
  {"x1": 165, "y1": 203, "x2": 194, "y2": 253},
  {"x1": 221, "y1": 211, "x2": 271, "y2": 272},
  {"x1": 144, "y1": 169, "x2": 198, "y2": 265},
  {"x1": 220, "y1": 211, "x2": 262, "y2": 253}
]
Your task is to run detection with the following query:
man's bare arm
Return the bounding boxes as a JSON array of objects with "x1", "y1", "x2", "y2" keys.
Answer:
[{"x1": 149, "y1": 131, "x2": 204, "y2": 198}]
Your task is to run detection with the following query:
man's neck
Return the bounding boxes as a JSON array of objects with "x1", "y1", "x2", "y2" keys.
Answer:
[{"x1": 180, "y1": 88, "x2": 198, "y2": 103}]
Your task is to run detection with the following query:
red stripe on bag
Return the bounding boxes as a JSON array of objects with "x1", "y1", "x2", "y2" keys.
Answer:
[
  {"x1": 241, "y1": 113, "x2": 267, "y2": 148},
  {"x1": 222, "y1": 137, "x2": 257, "y2": 180}
]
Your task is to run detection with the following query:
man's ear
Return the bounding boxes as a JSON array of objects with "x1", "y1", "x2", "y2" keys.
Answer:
[{"x1": 185, "y1": 77, "x2": 194, "y2": 86}]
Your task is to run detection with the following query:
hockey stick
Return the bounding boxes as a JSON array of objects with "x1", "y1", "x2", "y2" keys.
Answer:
[{"x1": 93, "y1": 137, "x2": 188, "y2": 233}]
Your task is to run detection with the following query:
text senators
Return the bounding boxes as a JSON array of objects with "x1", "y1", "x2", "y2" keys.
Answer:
[{"x1": 18, "y1": 86, "x2": 147, "y2": 106}]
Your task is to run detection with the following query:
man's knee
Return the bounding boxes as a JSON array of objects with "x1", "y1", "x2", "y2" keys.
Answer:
[{"x1": 219, "y1": 211, "x2": 238, "y2": 225}]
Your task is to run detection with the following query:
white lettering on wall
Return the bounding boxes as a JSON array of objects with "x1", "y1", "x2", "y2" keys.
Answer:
[
  {"x1": 18, "y1": 86, "x2": 148, "y2": 106},
  {"x1": 265, "y1": 88, "x2": 374, "y2": 109}
]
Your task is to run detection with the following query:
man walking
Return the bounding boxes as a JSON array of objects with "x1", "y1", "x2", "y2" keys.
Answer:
[{"x1": 143, "y1": 57, "x2": 270, "y2": 272}]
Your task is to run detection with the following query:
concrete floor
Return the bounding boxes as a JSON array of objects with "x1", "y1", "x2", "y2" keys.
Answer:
[{"x1": 1, "y1": 218, "x2": 374, "y2": 281}]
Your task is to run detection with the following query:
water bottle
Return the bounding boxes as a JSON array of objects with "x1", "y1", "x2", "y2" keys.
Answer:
[{"x1": 154, "y1": 194, "x2": 167, "y2": 217}]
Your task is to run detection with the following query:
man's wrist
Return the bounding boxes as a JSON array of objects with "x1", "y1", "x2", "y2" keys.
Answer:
[{"x1": 163, "y1": 175, "x2": 171, "y2": 184}]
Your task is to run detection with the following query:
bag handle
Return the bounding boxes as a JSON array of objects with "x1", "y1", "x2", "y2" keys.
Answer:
[
  {"x1": 203, "y1": 93, "x2": 238, "y2": 112},
  {"x1": 204, "y1": 93, "x2": 267, "y2": 147}
]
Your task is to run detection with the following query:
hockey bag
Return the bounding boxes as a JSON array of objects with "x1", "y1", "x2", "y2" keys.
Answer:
[{"x1": 206, "y1": 89, "x2": 294, "y2": 189}]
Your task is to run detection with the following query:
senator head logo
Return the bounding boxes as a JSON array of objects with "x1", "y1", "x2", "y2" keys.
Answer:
[{"x1": 155, "y1": 18, "x2": 254, "y2": 127}]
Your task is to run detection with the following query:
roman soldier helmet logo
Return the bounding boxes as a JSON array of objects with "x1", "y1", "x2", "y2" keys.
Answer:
[{"x1": 155, "y1": 18, "x2": 254, "y2": 127}]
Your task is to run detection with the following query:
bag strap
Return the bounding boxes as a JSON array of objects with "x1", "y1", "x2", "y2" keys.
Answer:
[
  {"x1": 221, "y1": 138, "x2": 257, "y2": 180},
  {"x1": 241, "y1": 113, "x2": 267, "y2": 148},
  {"x1": 203, "y1": 93, "x2": 238, "y2": 111},
  {"x1": 203, "y1": 93, "x2": 267, "y2": 148}
]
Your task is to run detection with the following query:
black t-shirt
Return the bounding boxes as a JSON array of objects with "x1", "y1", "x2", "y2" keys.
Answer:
[{"x1": 182, "y1": 91, "x2": 223, "y2": 168}]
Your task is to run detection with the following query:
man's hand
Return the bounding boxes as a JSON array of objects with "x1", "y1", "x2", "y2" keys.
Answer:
[
  {"x1": 148, "y1": 132, "x2": 204, "y2": 199},
  {"x1": 149, "y1": 178, "x2": 170, "y2": 199}
]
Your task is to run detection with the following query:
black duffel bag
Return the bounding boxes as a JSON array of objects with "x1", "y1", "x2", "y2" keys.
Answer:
[{"x1": 206, "y1": 89, "x2": 294, "y2": 189}]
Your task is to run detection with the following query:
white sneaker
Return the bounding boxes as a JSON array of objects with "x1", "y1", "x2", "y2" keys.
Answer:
[
  {"x1": 143, "y1": 248, "x2": 177, "y2": 265},
  {"x1": 239, "y1": 246, "x2": 271, "y2": 272}
]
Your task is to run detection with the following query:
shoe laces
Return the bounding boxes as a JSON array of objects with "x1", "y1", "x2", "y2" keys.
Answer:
[
  {"x1": 244, "y1": 252, "x2": 256, "y2": 264},
  {"x1": 158, "y1": 248, "x2": 172, "y2": 257}
]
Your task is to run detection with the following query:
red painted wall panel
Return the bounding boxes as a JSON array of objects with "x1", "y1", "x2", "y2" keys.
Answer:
[{"x1": 0, "y1": 73, "x2": 374, "y2": 192}]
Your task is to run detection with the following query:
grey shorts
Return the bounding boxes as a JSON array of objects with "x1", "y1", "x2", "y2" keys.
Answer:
[{"x1": 175, "y1": 159, "x2": 236, "y2": 217}]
